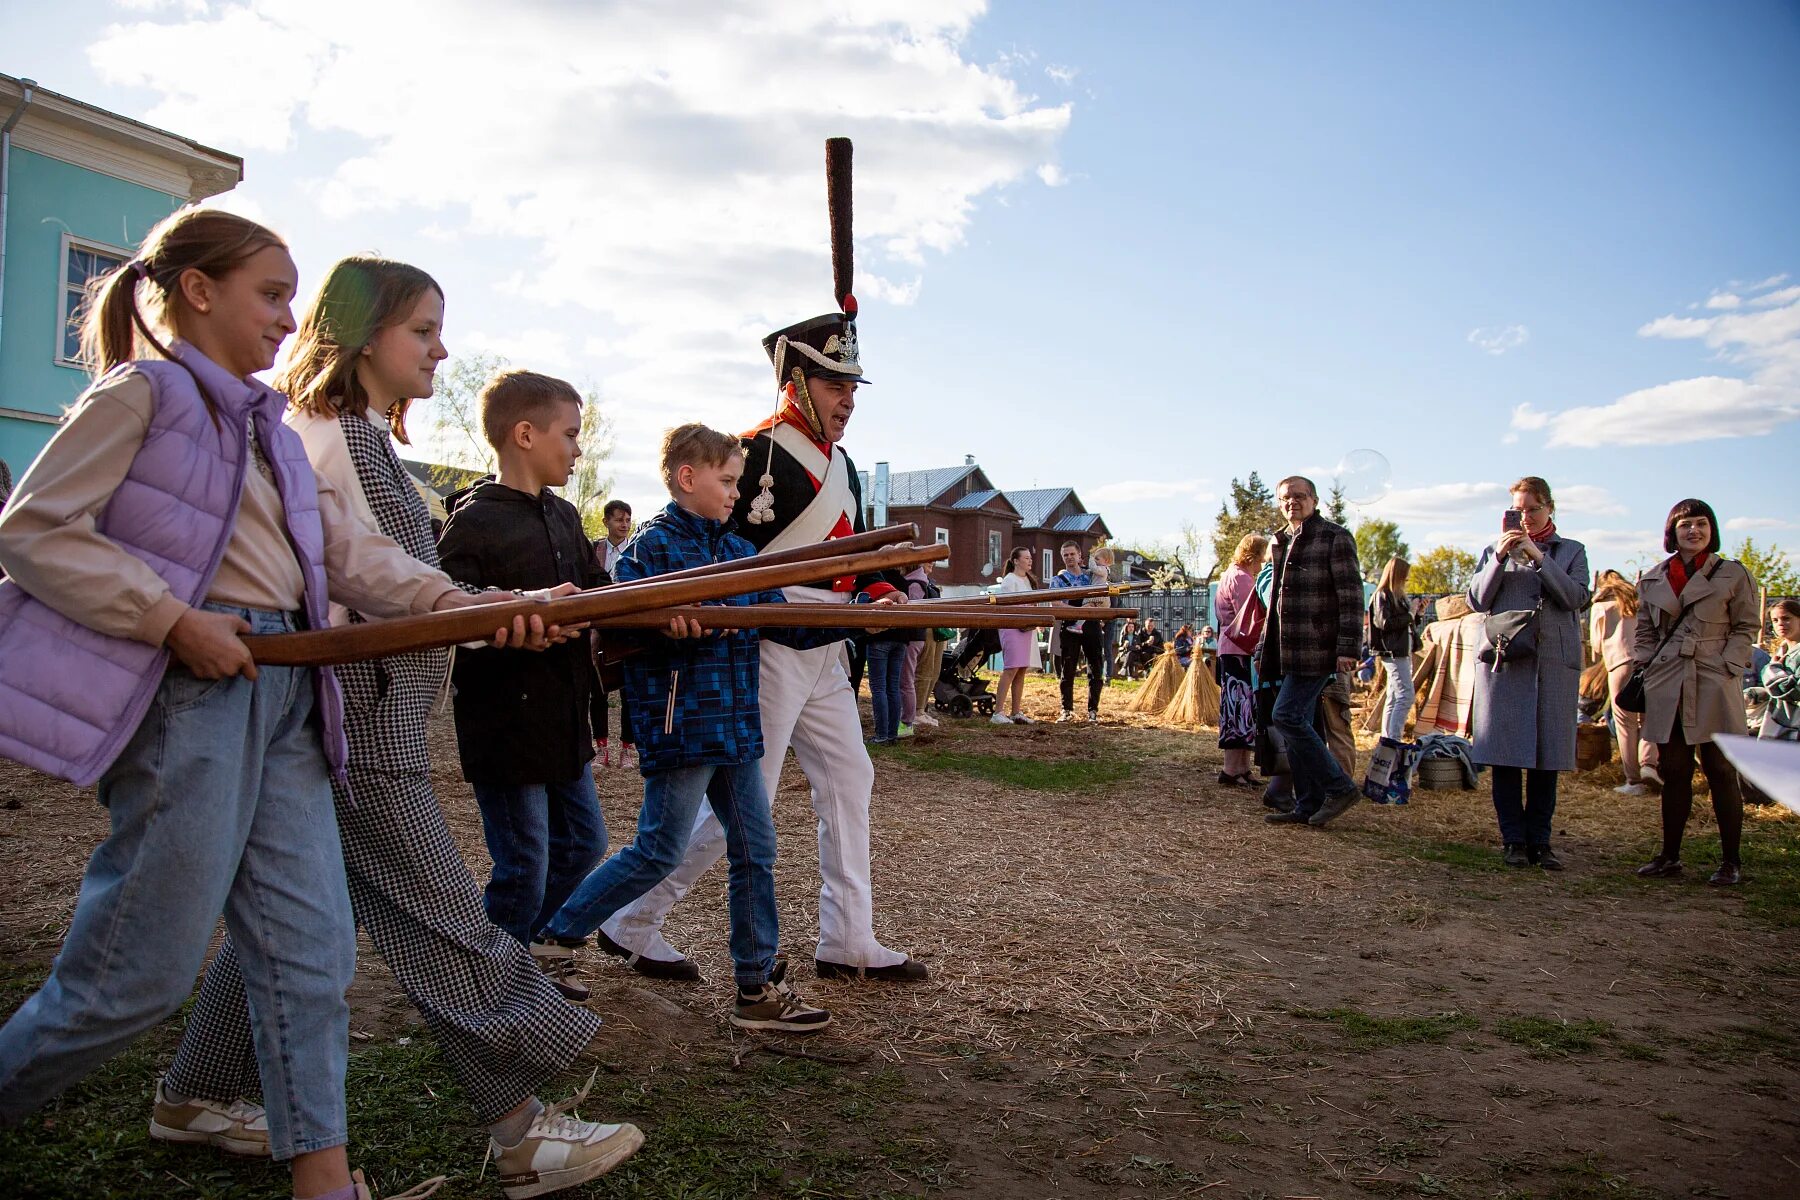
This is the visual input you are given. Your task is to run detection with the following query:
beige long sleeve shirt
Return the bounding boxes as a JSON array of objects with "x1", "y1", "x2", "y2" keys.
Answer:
[{"x1": 0, "y1": 369, "x2": 461, "y2": 646}]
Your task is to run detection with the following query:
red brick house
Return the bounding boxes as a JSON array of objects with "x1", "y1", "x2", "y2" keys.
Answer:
[{"x1": 861, "y1": 461, "x2": 1110, "y2": 590}]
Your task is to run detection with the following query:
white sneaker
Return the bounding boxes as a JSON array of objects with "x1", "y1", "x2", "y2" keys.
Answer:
[
  {"x1": 488, "y1": 1073, "x2": 644, "y2": 1199},
  {"x1": 1011, "y1": 713, "x2": 1036, "y2": 725},
  {"x1": 915, "y1": 712, "x2": 941, "y2": 728},
  {"x1": 1640, "y1": 764, "x2": 1662, "y2": 786},
  {"x1": 989, "y1": 712, "x2": 1013, "y2": 725},
  {"x1": 1614, "y1": 782, "x2": 1649, "y2": 796},
  {"x1": 1087, "y1": 709, "x2": 1100, "y2": 724},
  {"x1": 617, "y1": 744, "x2": 638, "y2": 772},
  {"x1": 1057, "y1": 710, "x2": 1077, "y2": 723},
  {"x1": 149, "y1": 1081, "x2": 270, "y2": 1157}
]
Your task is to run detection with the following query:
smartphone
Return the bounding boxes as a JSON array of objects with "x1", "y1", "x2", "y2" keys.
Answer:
[{"x1": 1501, "y1": 509, "x2": 1523, "y2": 532}]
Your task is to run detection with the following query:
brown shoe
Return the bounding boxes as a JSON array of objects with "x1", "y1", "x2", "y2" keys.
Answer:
[
  {"x1": 1707, "y1": 862, "x2": 1743, "y2": 887},
  {"x1": 1635, "y1": 856, "x2": 1683, "y2": 878}
]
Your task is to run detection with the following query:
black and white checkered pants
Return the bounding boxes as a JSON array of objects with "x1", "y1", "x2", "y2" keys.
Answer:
[{"x1": 164, "y1": 764, "x2": 601, "y2": 1123}]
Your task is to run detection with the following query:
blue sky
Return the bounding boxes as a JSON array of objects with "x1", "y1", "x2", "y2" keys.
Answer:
[{"x1": 7, "y1": 0, "x2": 1796, "y2": 573}]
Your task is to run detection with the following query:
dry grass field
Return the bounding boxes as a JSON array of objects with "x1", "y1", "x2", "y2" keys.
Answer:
[{"x1": 2, "y1": 672, "x2": 1797, "y2": 1199}]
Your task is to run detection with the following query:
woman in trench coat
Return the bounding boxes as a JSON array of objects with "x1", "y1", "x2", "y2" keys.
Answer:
[
  {"x1": 1466, "y1": 477, "x2": 1590, "y2": 870},
  {"x1": 1632, "y1": 499, "x2": 1760, "y2": 886}
]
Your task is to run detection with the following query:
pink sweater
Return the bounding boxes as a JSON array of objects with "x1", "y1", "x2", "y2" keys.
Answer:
[{"x1": 1214, "y1": 565, "x2": 1259, "y2": 657}]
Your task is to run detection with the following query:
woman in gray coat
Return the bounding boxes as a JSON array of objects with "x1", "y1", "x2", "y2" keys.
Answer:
[{"x1": 1466, "y1": 477, "x2": 1590, "y2": 870}]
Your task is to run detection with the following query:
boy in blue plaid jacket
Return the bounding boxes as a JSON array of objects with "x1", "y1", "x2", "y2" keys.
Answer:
[{"x1": 535, "y1": 424, "x2": 829, "y2": 1033}]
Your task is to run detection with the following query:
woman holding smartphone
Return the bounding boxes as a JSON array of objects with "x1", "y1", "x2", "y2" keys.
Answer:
[{"x1": 1466, "y1": 477, "x2": 1590, "y2": 870}]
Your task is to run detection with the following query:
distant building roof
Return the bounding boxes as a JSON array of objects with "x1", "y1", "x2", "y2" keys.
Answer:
[
  {"x1": 877, "y1": 464, "x2": 979, "y2": 506},
  {"x1": 1053, "y1": 512, "x2": 1104, "y2": 533},
  {"x1": 401, "y1": 458, "x2": 483, "y2": 498},
  {"x1": 951, "y1": 488, "x2": 1000, "y2": 510},
  {"x1": 1004, "y1": 487, "x2": 1075, "y2": 529}
]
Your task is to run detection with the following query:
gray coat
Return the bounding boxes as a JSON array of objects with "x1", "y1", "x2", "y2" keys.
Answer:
[{"x1": 1465, "y1": 534, "x2": 1590, "y2": 771}]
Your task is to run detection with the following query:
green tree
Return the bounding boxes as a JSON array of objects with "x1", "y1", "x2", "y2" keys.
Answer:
[
  {"x1": 1735, "y1": 537, "x2": 1800, "y2": 594},
  {"x1": 1325, "y1": 478, "x2": 1349, "y2": 525},
  {"x1": 1409, "y1": 545, "x2": 1477, "y2": 595},
  {"x1": 427, "y1": 352, "x2": 614, "y2": 537},
  {"x1": 1353, "y1": 518, "x2": 1410, "y2": 580},
  {"x1": 1211, "y1": 472, "x2": 1280, "y2": 567}
]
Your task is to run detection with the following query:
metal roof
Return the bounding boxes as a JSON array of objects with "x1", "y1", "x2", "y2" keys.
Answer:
[
  {"x1": 870, "y1": 465, "x2": 978, "y2": 506},
  {"x1": 1004, "y1": 487, "x2": 1074, "y2": 528}
]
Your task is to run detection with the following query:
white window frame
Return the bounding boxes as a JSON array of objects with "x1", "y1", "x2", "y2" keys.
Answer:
[
  {"x1": 57, "y1": 233, "x2": 132, "y2": 368},
  {"x1": 1043, "y1": 549, "x2": 1054, "y2": 579},
  {"x1": 934, "y1": 526, "x2": 949, "y2": 545},
  {"x1": 987, "y1": 530, "x2": 1003, "y2": 574}
]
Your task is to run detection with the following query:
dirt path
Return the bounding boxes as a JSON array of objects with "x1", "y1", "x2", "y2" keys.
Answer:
[{"x1": 2, "y1": 674, "x2": 1797, "y2": 1199}]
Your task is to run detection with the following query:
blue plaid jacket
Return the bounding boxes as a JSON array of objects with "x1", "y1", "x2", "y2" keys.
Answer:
[{"x1": 619, "y1": 503, "x2": 783, "y2": 772}]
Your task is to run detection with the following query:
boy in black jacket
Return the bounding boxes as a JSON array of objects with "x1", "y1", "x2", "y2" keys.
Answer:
[{"x1": 438, "y1": 369, "x2": 607, "y2": 1000}]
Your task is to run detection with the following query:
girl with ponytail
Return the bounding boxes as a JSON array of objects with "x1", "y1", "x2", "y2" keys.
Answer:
[
  {"x1": 156, "y1": 255, "x2": 642, "y2": 1194},
  {"x1": 0, "y1": 209, "x2": 548, "y2": 1200}
]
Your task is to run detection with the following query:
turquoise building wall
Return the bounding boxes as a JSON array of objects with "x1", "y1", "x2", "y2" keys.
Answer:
[{"x1": 0, "y1": 147, "x2": 182, "y2": 475}]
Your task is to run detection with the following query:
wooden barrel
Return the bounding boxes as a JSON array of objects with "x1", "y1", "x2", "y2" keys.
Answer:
[{"x1": 1576, "y1": 723, "x2": 1614, "y2": 772}]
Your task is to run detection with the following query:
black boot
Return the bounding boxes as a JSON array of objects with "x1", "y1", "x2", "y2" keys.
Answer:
[
  {"x1": 1530, "y1": 843, "x2": 1563, "y2": 871},
  {"x1": 1502, "y1": 843, "x2": 1530, "y2": 868}
]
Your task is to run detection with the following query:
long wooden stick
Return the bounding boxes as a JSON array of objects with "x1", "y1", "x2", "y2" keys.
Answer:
[
  {"x1": 937, "y1": 582, "x2": 1152, "y2": 607},
  {"x1": 589, "y1": 604, "x2": 1135, "y2": 631},
  {"x1": 601, "y1": 523, "x2": 917, "y2": 592},
  {"x1": 244, "y1": 543, "x2": 947, "y2": 667}
]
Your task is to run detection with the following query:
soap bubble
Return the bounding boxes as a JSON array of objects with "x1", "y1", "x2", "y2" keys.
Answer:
[{"x1": 1334, "y1": 449, "x2": 1391, "y2": 505}]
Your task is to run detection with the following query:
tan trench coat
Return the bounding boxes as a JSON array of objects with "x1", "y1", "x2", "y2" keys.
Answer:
[{"x1": 1633, "y1": 556, "x2": 1760, "y2": 746}]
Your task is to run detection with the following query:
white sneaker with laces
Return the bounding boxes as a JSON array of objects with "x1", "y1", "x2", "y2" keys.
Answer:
[
  {"x1": 989, "y1": 712, "x2": 1013, "y2": 725},
  {"x1": 1057, "y1": 710, "x2": 1077, "y2": 723},
  {"x1": 1614, "y1": 782, "x2": 1648, "y2": 796},
  {"x1": 149, "y1": 1081, "x2": 270, "y2": 1157},
  {"x1": 915, "y1": 712, "x2": 941, "y2": 728},
  {"x1": 1639, "y1": 764, "x2": 1662, "y2": 786},
  {"x1": 731, "y1": 959, "x2": 831, "y2": 1033},
  {"x1": 487, "y1": 1073, "x2": 644, "y2": 1199}
]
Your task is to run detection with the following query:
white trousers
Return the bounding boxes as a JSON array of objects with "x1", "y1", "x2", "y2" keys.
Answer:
[{"x1": 601, "y1": 638, "x2": 905, "y2": 968}]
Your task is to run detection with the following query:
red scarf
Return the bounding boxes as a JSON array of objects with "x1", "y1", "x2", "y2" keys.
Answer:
[
  {"x1": 1529, "y1": 518, "x2": 1557, "y2": 544},
  {"x1": 1668, "y1": 551, "x2": 1709, "y2": 597}
]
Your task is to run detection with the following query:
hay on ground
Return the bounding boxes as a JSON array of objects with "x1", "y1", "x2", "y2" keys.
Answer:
[
  {"x1": 1125, "y1": 645, "x2": 1184, "y2": 713},
  {"x1": 1163, "y1": 655, "x2": 1221, "y2": 727}
]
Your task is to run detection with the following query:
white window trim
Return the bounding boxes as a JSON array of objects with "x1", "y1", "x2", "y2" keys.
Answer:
[
  {"x1": 1043, "y1": 549, "x2": 1053, "y2": 579},
  {"x1": 934, "y1": 526, "x2": 949, "y2": 545},
  {"x1": 57, "y1": 233, "x2": 133, "y2": 368}
]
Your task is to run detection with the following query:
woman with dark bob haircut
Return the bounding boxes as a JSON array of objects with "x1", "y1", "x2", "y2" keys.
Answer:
[{"x1": 1632, "y1": 498, "x2": 1761, "y2": 886}]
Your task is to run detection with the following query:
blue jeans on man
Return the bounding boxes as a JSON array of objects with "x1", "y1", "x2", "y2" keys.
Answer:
[
  {"x1": 539, "y1": 760, "x2": 779, "y2": 987},
  {"x1": 1272, "y1": 672, "x2": 1357, "y2": 816},
  {"x1": 472, "y1": 772, "x2": 607, "y2": 945}
]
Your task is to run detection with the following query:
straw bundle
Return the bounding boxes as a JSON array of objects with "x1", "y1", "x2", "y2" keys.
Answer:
[
  {"x1": 1163, "y1": 654, "x2": 1221, "y2": 727},
  {"x1": 1126, "y1": 645, "x2": 1185, "y2": 713}
]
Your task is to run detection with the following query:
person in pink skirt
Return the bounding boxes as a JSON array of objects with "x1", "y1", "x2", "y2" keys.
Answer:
[{"x1": 992, "y1": 547, "x2": 1039, "y2": 724}]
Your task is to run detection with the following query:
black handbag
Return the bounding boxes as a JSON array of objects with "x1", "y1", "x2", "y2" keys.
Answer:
[
  {"x1": 1478, "y1": 604, "x2": 1540, "y2": 669},
  {"x1": 1616, "y1": 561, "x2": 1718, "y2": 714}
]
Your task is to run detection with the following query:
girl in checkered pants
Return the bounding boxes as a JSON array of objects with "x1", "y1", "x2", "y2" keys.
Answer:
[{"x1": 150, "y1": 256, "x2": 642, "y2": 1198}]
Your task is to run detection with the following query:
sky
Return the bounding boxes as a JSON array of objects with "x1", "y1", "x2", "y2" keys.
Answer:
[{"x1": 6, "y1": 0, "x2": 1797, "y2": 574}]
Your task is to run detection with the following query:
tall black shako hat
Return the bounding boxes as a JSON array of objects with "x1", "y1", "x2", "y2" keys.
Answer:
[{"x1": 748, "y1": 137, "x2": 867, "y2": 526}]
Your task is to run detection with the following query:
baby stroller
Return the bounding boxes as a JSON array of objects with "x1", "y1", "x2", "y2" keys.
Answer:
[{"x1": 932, "y1": 627, "x2": 1000, "y2": 719}]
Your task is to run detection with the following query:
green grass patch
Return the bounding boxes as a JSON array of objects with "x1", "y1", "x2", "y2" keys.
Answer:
[
  {"x1": 1495, "y1": 1016, "x2": 1611, "y2": 1058},
  {"x1": 881, "y1": 744, "x2": 1135, "y2": 791},
  {"x1": 1293, "y1": 1007, "x2": 1480, "y2": 1050}
]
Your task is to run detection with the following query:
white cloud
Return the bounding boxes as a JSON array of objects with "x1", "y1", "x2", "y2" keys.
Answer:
[
  {"x1": 1366, "y1": 481, "x2": 1509, "y2": 524},
  {"x1": 1046, "y1": 63, "x2": 1079, "y2": 85},
  {"x1": 1555, "y1": 484, "x2": 1628, "y2": 517},
  {"x1": 1037, "y1": 163, "x2": 1068, "y2": 187},
  {"x1": 1511, "y1": 279, "x2": 1800, "y2": 450},
  {"x1": 1510, "y1": 402, "x2": 1549, "y2": 431},
  {"x1": 1538, "y1": 376, "x2": 1800, "y2": 448},
  {"x1": 1088, "y1": 479, "x2": 1216, "y2": 504},
  {"x1": 1725, "y1": 516, "x2": 1799, "y2": 532},
  {"x1": 1467, "y1": 324, "x2": 1529, "y2": 355},
  {"x1": 1559, "y1": 526, "x2": 1661, "y2": 562},
  {"x1": 87, "y1": 0, "x2": 1074, "y2": 482}
]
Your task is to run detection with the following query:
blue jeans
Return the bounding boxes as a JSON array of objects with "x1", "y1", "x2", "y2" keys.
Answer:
[
  {"x1": 1272, "y1": 672, "x2": 1356, "y2": 816},
  {"x1": 866, "y1": 641, "x2": 906, "y2": 740},
  {"x1": 472, "y1": 772, "x2": 607, "y2": 945},
  {"x1": 1491, "y1": 766, "x2": 1558, "y2": 846},
  {"x1": 0, "y1": 605, "x2": 354, "y2": 1160},
  {"x1": 540, "y1": 760, "x2": 778, "y2": 987}
]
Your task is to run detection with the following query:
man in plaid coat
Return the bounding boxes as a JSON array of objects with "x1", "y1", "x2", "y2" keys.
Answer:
[{"x1": 1259, "y1": 475, "x2": 1367, "y2": 827}]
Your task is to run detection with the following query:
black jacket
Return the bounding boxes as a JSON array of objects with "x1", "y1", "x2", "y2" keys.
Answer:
[
  {"x1": 733, "y1": 429, "x2": 906, "y2": 598},
  {"x1": 438, "y1": 479, "x2": 604, "y2": 784}
]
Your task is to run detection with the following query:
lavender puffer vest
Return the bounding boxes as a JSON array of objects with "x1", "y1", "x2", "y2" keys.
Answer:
[{"x1": 0, "y1": 344, "x2": 347, "y2": 787}]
